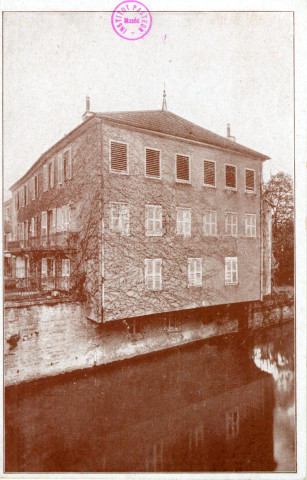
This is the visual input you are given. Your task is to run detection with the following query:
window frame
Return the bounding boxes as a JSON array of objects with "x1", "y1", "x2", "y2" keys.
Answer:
[
  {"x1": 144, "y1": 258, "x2": 162, "y2": 291},
  {"x1": 225, "y1": 257, "x2": 238, "y2": 285},
  {"x1": 225, "y1": 163, "x2": 237, "y2": 191},
  {"x1": 175, "y1": 153, "x2": 191, "y2": 184},
  {"x1": 144, "y1": 147, "x2": 161, "y2": 180},
  {"x1": 109, "y1": 139, "x2": 129, "y2": 175},
  {"x1": 188, "y1": 258, "x2": 202, "y2": 287},
  {"x1": 203, "y1": 159, "x2": 216, "y2": 188},
  {"x1": 203, "y1": 210, "x2": 217, "y2": 236},
  {"x1": 245, "y1": 213, "x2": 256, "y2": 237},
  {"x1": 176, "y1": 207, "x2": 192, "y2": 237},
  {"x1": 145, "y1": 204, "x2": 163, "y2": 237},
  {"x1": 245, "y1": 168, "x2": 256, "y2": 193},
  {"x1": 225, "y1": 212, "x2": 238, "y2": 237}
]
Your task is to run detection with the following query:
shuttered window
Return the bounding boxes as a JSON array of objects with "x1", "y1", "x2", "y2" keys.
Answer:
[
  {"x1": 145, "y1": 148, "x2": 160, "y2": 178},
  {"x1": 203, "y1": 211, "x2": 217, "y2": 236},
  {"x1": 225, "y1": 213, "x2": 238, "y2": 236},
  {"x1": 145, "y1": 259, "x2": 162, "y2": 291},
  {"x1": 176, "y1": 155, "x2": 190, "y2": 182},
  {"x1": 177, "y1": 208, "x2": 191, "y2": 237},
  {"x1": 225, "y1": 257, "x2": 238, "y2": 285},
  {"x1": 245, "y1": 213, "x2": 256, "y2": 237},
  {"x1": 188, "y1": 258, "x2": 202, "y2": 287},
  {"x1": 204, "y1": 160, "x2": 216, "y2": 186},
  {"x1": 245, "y1": 169, "x2": 255, "y2": 192},
  {"x1": 145, "y1": 205, "x2": 162, "y2": 236},
  {"x1": 225, "y1": 164, "x2": 237, "y2": 190},
  {"x1": 110, "y1": 141, "x2": 128, "y2": 173},
  {"x1": 110, "y1": 202, "x2": 130, "y2": 236}
]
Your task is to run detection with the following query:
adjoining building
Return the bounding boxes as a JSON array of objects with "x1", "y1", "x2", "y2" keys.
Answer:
[{"x1": 7, "y1": 97, "x2": 272, "y2": 323}]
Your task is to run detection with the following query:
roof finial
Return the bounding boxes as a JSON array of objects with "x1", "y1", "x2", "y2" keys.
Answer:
[{"x1": 162, "y1": 83, "x2": 167, "y2": 111}]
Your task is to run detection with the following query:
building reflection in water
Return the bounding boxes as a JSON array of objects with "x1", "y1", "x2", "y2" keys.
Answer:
[{"x1": 6, "y1": 333, "x2": 280, "y2": 472}]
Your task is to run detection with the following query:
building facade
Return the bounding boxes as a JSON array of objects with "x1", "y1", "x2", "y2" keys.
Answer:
[{"x1": 7, "y1": 102, "x2": 272, "y2": 323}]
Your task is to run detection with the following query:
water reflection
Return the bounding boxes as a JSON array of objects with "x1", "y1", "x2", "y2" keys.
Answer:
[{"x1": 5, "y1": 321, "x2": 294, "y2": 472}]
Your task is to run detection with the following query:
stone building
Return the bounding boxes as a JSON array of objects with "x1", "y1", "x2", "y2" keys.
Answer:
[{"x1": 7, "y1": 97, "x2": 272, "y2": 323}]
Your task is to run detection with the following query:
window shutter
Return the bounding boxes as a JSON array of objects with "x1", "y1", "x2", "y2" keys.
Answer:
[
  {"x1": 245, "y1": 169, "x2": 255, "y2": 192},
  {"x1": 204, "y1": 160, "x2": 215, "y2": 186},
  {"x1": 50, "y1": 160, "x2": 54, "y2": 188},
  {"x1": 188, "y1": 259, "x2": 195, "y2": 287},
  {"x1": 145, "y1": 259, "x2": 153, "y2": 290},
  {"x1": 52, "y1": 208, "x2": 57, "y2": 233},
  {"x1": 145, "y1": 205, "x2": 153, "y2": 235},
  {"x1": 225, "y1": 165, "x2": 236, "y2": 189},
  {"x1": 110, "y1": 141, "x2": 128, "y2": 173},
  {"x1": 41, "y1": 258, "x2": 47, "y2": 278},
  {"x1": 154, "y1": 259, "x2": 162, "y2": 290},
  {"x1": 146, "y1": 149, "x2": 160, "y2": 178},
  {"x1": 67, "y1": 150, "x2": 72, "y2": 179},
  {"x1": 43, "y1": 164, "x2": 48, "y2": 191},
  {"x1": 31, "y1": 218, "x2": 35, "y2": 237},
  {"x1": 176, "y1": 155, "x2": 190, "y2": 182},
  {"x1": 58, "y1": 155, "x2": 63, "y2": 184},
  {"x1": 184, "y1": 210, "x2": 191, "y2": 236},
  {"x1": 41, "y1": 211, "x2": 47, "y2": 236}
]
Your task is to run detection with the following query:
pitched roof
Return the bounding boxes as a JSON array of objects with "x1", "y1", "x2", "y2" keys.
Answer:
[{"x1": 95, "y1": 110, "x2": 270, "y2": 160}]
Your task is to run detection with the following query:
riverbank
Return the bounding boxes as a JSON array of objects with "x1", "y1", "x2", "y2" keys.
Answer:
[{"x1": 4, "y1": 290, "x2": 294, "y2": 386}]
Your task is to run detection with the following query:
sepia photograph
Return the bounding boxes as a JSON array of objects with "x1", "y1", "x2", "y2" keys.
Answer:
[{"x1": 2, "y1": 2, "x2": 303, "y2": 476}]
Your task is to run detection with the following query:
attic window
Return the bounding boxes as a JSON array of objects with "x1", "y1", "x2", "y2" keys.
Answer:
[
  {"x1": 110, "y1": 141, "x2": 128, "y2": 174},
  {"x1": 145, "y1": 148, "x2": 160, "y2": 178},
  {"x1": 225, "y1": 164, "x2": 237, "y2": 190},
  {"x1": 176, "y1": 155, "x2": 190, "y2": 183},
  {"x1": 245, "y1": 169, "x2": 255, "y2": 192},
  {"x1": 204, "y1": 160, "x2": 216, "y2": 187}
]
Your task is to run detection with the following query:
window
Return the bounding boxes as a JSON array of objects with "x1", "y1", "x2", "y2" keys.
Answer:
[
  {"x1": 34, "y1": 175, "x2": 38, "y2": 198},
  {"x1": 56, "y1": 205, "x2": 70, "y2": 232},
  {"x1": 145, "y1": 259, "x2": 162, "y2": 290},
  {"x1": 47, "y1": 258, "x2": 55, "y2": 277},
  {"x1": 63, "y1": 149, "x2": 72, "y2": 181},
  {"x1": 145, "y1": 205, "x2": 162, "y2": 236},
  {"x1": 225, "y1": 164, "x2": 237, "y2": 190},
  {"x1": 204, "y1": 160, "x2": 216, "y2": 187},
  {"x1": 41, "y1": 211, "x2": 47, "y2": 237},
  {"x1": 176, "y1": 208, "x2": 191, "y2": 236},
  {"x1": 58, "y1": 154, "x2": 63, "y2": 185},
  {"x1": 245, "y1": 168, "x2": 255, "y2": 192},
  {"x1": 30, "y1": 218, "x2": 35, "y2": 237},
  {"x1": 49, "y1": 160, "x2": 54, "y2": 189},
  {"x1": 245, "y1": 213, "x2": 256, "y2": 237},
  {"x1": 50, "y1": 208, "x2": 57, "y2": 234},
  {"x1": 188, "y1": 258, "x2": 202, "y2": 287},
  {"x1": 110, "y1": 141, "x2": 128, "y2": 173},
  {"x1": 225, "y1": 213, "x2": 238, "y2": 236},
  {"x1": 41, "y1": 258, "x2": 47, "y2": 278},
  {"x1": 110, "y1": 202, "x2": 129, "y2": 236},
  {"x1": 176, "y1": 154, "x2": 190, "y2": 183},
  {"x1": 226, "y1": 408, "x2": 239, "y2": 440},
  {"x1": 203, "y1": 211, "x2": 217, "y2": 236},
  {"x1": 20, "y1": 188, "x2": 24, "y2": 208},
  {"x1": 225, "y1": 257, "x2": 238, "y2": 285},
  {"x1": 24, "y1": 184, "x2": 28, "y2": 206},
  {"x1": 24, "y1": 220, "x2": 28, "y2": 241},
  {"x1": 62, "y1": 259, "x2": 70, "y2": 277},
  {"x1": 43, "y1": 164, "x2": 48, "y2": 191},
  {"x1": 145, "y1": 148, "x2": 160, "y2": 178}
]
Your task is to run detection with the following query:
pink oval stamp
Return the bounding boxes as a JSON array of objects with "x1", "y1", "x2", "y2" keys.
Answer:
[{"x1": 111, "y1": 1, "x2": 152, "y2": 41}]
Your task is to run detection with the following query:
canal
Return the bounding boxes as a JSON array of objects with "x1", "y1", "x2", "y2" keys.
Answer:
[{"x1": 5, "y1": 319, "x2": 295, "y2": 473}]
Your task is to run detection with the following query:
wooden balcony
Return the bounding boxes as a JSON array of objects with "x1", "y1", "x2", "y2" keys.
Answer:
[{"x1": 7, "y1": 232, "x2": 78, "y2": 253}]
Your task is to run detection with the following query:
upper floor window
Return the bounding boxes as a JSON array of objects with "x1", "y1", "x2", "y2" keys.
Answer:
[
  {"x1": 57, "y1": 205, "x2": 71, "y2": 232},
  {"x1": 225, "y1": 164, "x2": 237, "y2": 190},
  {"x1": 176, "y1": 207, "x2": 191, "y2": 237},
  {"x1": 145, "y1": 258, "x2": 162, "y2": 291},
  {"x1": 245, "y1": 168, "x2": 255, "y2": 193},
  {"x1": 63, "y1": 149, "x2": 72, "y2": 181},
  {"x1": 245, "y1": 213, "x2": 256, "y2": 237},
  {"x1": 145, "y1": 205, "x2": 162, "y2": 236},
  {"x1": 188, "y1": 258, "x2": 202, "y2": 287},
  {"x1": 203, "y1": 210, "x2": 217, "y2": 236},
  {"x1": 203, "y1": 160, "x2": 216, "y2": 187},
  {"x1": 24, "y1": 184, "x2": 28, "y2": 206},
  {"x1": 48, "y1": 159, "x2": 55, "y2": 189},
  {"x1": 225, "y1": 257, "x2": 238, "y2": 285},
  {"x1": 41, "y1": 211, "x2": 47, "y2": 237},
  {"x1": 145, "y1": 148, "x2": 161, "y2": 179},
  {"x1": 34, "y1": 174, "x2": 38, "y2": 198},
  {"x1": 62, "y1": 258, "x2": 71, "y2": 277},
  {"x1": 225, "y1": 212, "x2": 238, "y2": 236},
  {"x1": 20, "y1": 188, "x2": 25, "y2": 208},
  {"x1": 58, "y1": 154, "x2": 63, "y2": 185},
  {"x1": 110, "y1": 141, "x2": 128, "y2": 174},
  {"x1": 110, "y1": 202, "x2": 129, "y2": 236},
  {"x1": 176, "y1": 154, "x2": 190, "y2": 183},
  {"x1": 43, "y1": 164, "x2": 48, "y2": 191}
]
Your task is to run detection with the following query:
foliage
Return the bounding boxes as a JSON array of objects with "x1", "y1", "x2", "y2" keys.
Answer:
[{"x1": 263, "y1": 172, "x2": 294, "y2": 285}]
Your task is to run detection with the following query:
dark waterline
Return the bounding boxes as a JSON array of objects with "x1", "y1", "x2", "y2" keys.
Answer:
[{"x1": 5, "y1": 320, "x2": 295, "y2": 473}]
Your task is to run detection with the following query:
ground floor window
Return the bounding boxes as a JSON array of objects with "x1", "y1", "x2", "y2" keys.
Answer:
[{"x1": 188, "y1": 258, "x2": 202, "y2": 287}]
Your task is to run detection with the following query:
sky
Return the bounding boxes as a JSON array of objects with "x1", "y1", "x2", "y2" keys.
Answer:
[{"x1": 3, "y1": 10, "x2": 294, "y2": 200}]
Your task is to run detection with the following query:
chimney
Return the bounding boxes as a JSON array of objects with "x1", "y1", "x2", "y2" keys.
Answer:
[
  {"x1": 82, "y1": 96, "x2": 93, "y2": 122},
  {"x1": 226, "y1": 123, "x2": 236, "y2": 142}
]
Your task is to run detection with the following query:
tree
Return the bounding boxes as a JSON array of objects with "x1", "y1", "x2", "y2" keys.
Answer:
[{"x1": 263, "y1": 172, "x2": 294, "y2": 286}]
